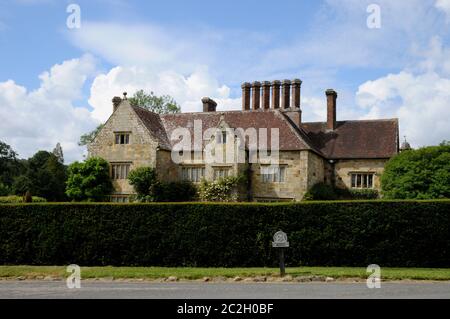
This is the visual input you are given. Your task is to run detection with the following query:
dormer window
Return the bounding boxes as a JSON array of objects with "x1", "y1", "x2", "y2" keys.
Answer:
[{"x1": 115, "y1": 132, "x2": 130, "y2": 145}]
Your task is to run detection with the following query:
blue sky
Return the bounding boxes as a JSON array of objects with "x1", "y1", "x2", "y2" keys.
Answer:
[{"x1": 1, "y1": 0, "x2": 450, "y2": 162}]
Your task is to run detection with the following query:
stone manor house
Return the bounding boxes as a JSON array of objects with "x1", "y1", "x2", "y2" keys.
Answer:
[{"x1": 88, "y1": 79, "x2": 399, "y2": 202}]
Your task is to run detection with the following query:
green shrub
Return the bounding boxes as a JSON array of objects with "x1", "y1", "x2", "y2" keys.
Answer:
[
  {"x1": 127, "y1": 167, "x2": 158, "y2": 202},
  {"x1": 153, "y1": 181, "x2": 197, "y2": 202},
  {"x1": 0, "y1": 196, "x2": 46, "y2": 203},
  {"x1": 349, "y1": 189, "x2": 379, "y2": 200},
  {"x1": 66, "y1": 157, "x2": 112, "y2": 202},
  {"x1": 198, "y1": 176, "x2": 242, "y2": 202},
  {"x1": 303, "y1": 183, "x2": 337, "y2": 200},
  {"x1": 1, "y1": 200, "x2": 449, "y2": 267},
  {"x1": 0, "y1": 183, "x2": 10, "y2": 196}
]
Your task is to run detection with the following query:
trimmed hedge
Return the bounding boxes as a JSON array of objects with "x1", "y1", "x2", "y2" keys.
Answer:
[{"x1": 1, "y1": 200, "x2": 450, "y2": 267}]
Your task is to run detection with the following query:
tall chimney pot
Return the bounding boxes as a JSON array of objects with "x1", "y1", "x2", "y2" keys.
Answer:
[
  {"x1": 326, "y1": 89, "x2": 337, "y2": 131},
  {"x1": 251, "y1": 81, "x2": 261, "y2": 110},
  {"x1": 271, "y1": 80, "x2": 281, "y2": 109},
  {"x1": 262, "y1": 81, "x2": 271, "y2": 110},
  {"x1": 202, "y1": 97, "x2": 217, "y2": 112},
  {"x1": 242, "y1": 82, "x2": 251, "y2": 111},
  {"x1": 281, "y1": 80, "x2": 291, "y2": 109},
  {"x1": 291, "y1": 79, "x2": 302, "y2": 109}
]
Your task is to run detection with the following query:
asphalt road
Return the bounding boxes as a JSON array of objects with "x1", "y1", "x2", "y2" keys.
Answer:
[{"x1": 1, "y1": 281, "x2": 450, "y2": 299}]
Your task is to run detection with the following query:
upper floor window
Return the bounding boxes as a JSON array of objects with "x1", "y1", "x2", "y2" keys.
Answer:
[
  {"x1": 182, "y1": 166, "x2": 205, "y2": 183},
  {"x1": 261, "y1": 165, "x2": 286, "y2": 183},
  {"x1": 351, "y1": 173, "x2": 374, "y2": 189},
  {"x1": 214, "y1": 167, "x2": 231, "y2": 180},
  {"x1": 216, "y1": 131, "x2": 227, "y2": 144},
  {"x1": 111, "y1": 163, "x2": 131, "y2": 180},
  {"x1": 115, "y1": 132, "x2": 130, "y2": 145}
]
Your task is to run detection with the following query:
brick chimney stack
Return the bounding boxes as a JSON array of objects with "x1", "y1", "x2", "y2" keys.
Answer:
[
  {"x1": 242, "y1": 82, "x2": 251, "y2": 111},
  {"x1": 202, "y1": 97, "x2": 217, "y2": 112},
  {"x1": 291, "y1": 79, "x2": 302, "y2": 109},
  {"x1": 112, "y1": 96, "x2": 122, "y2": 113},
  {"x1": 271, "y1": 80, "x2": 281, "y2": 109},
  {"x1": 281, "y1": 80, "x2": 291, "y2": 109},
  {"x1": 326, "y1": 89, "x2": 337, "y2": 131},
  {"x1": 262, "y1": 81, "x2": 271, "y2": 109},
  {"x1": 251, "y1": 81, "x2": 261, "y2": 110}
]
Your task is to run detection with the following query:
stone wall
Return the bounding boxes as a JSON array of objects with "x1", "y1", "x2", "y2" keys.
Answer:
[
  {"x1": 88, "y1": 101, "x2": 158, "y2": 195},
  {"x1": 334, "y1": 159, "x2": 389, "y2": 191}
]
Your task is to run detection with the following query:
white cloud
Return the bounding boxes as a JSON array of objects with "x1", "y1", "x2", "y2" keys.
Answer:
[
  {"x1": 0, "y1": 54, "x2": 99, "y2": 162},
  {"x1": 88, "y1": 66, "x2": 240, "y2": 122},
  {"x1": 435, "y1": 0, "x2": 450, "y2": 20},
  {"x1": 356, "y1": 71, "x2": 450, "y2": 147}
]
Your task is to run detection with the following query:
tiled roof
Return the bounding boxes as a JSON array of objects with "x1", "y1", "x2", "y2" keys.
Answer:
[
  {"x1": 132, "y1": 105, "x2": 399, "y2": 159},
  {"x1": 301, "y1": 119, "x2": 399, "y2": 159},
  {"x1": 159, "y1": 110, "x2": 314, "y2": 151}
]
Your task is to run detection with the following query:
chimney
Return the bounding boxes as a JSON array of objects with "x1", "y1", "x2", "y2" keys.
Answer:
[
  {"x1": 291, "y1": 79, "x2": 302, "y2": 108},
  {"x1": 242, "y1": 82, "x2": 251, "y2": 111},
  {"x1": 281, "y1": 80, "x2": 291, "y2": 109},
  {"x1": 326, "y1": 89, "x2": 337, "y2": 131},
  {"x1": 271, "y1": 80, "x2": 281, "y2": 109},
  {"x1": 262, "y1": 81, "x2": 271, "y2": 110},
  {"x1": 202, "y1": 97, "x2": 217, "y2": 112},
  {"x1": 251, "y1": 81, "x2": 261, "y2": 110},
  {"x1": 112, "y1": 96, "x2": 122, "y2": 113}
]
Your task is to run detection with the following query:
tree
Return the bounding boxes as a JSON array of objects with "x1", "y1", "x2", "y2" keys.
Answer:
[
  {"x1": 0, "y1": 141, "x2": 19, "y2": 187},
  {"x1": 78, "y1": 124, "x2": 104, "y2": 146},
  {"x1": 52, "y1": 143, "x2": 64, "y2": 164},
  {"x1": 66, "y1": 157, "x2": 113, "y2": 202},
  {"x1": 128, "y1": 90, "x2": 181, "y2": 114},
  {"x1": 127, "y1": 167, "x2": 158, "y2": 201},
  {"x1": 381, "y1": 144, "x2": 450, "y2": 199},
  {"x1": 12, "y1": 151, "x2": 67, "y2": 201}
]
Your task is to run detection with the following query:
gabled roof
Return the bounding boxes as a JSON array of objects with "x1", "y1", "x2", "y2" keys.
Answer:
[
  {"x1": 301, "y1": 119, "x2": 399, "y2": 159},
  {"x1": 131, "y1": 106, "x2": 172, "y2": 150}
]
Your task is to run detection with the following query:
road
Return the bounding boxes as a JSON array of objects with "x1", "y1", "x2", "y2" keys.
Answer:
[{"x1": 1, "y1": 281, "x2": 450, "y2": 299}]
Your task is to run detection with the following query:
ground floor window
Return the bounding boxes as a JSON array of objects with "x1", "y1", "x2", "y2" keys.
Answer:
[
  {"x1": 351, "y1": 173, "x2": 374, "y2": 189},
  {"x1": 213, "y1": 167, "x2": 231, "y2": 180},
  {"x1": 261, "y1": 165, "x2": 286, "y2": 183},
  {"x1": 111, "y1": 163, "x2": 131, "y2": 180},
  {"x1": 181, "y1": 166, "x2": 205, "y2": 182},
  {"x1": 110, "y1": 195, "x2": 130, "y2": 203}
]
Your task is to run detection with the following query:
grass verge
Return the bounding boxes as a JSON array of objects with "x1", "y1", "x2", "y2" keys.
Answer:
[{"x1": 0, "y1": 266, "x2": 450, "y2": 281}]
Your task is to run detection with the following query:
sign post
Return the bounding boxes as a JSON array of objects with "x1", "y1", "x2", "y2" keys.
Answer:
[{"x1": 272, "y1": 231, "x2": 289, "y2": 277}]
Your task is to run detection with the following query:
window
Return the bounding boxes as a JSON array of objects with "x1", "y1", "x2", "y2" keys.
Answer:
[
  {"x1": 214, "y1": 168, "x2": 231, "y2": 180},
  {"x1": 115, "y1": 132, "x2": 130, "y2": 145},
  {"x1": 351, "y1": 173, "x2": 374, "y2": 189},
  {"x1": 181, "y1": 166, "x2": 205, "y2": 182},
  {"x1": 216, "y1": 131, "x2": 227, "y2": 144},
  {"x1": 111, "y1": 195, "x2": 130, "y2": 203},
  {"x1": 111, "y1": 163, "x2": 131, "y2": 180},
  {"x1": 261, "y1": 166, "x2": 286, "y2": 183}
]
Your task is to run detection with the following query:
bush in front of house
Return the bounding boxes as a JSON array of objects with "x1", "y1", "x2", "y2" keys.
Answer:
[
  {"x1": 65, "y1": 157, "x2": 113, "y2": 202},
  {"x1": 1, "y1": 200, "x2": 449, "y2": 267},
  {"x1": 152, "y1": 181, "x2": 197, "y2": 202},
  {"x1": 303, "y1": 183, "x2": 338, "y2": 201},
  {"x1": 381, "y1": 143, "x2": 450, "y2": 199},
  {"x1": 198, "y1": 176, "x2": 243, "y2": 202},
  {"x1": 127, "y1": 167, "x2": 158, "y2": 202}
]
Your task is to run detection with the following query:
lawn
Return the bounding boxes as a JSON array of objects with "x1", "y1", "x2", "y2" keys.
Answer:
[{"x1": 0, "y1": 266, "x2": 450, "y2": 281}]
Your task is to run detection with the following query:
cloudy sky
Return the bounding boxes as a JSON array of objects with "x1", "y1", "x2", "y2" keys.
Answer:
[{"x1": 0, "y1": 0, "x2": 450, "y2": 162}]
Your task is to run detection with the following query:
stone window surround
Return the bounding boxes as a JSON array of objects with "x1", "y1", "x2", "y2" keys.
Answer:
[
  {"x1": 111, "y1": 162, "x2": 132, "y2": 180},
  {"x1": 349, "y1": 171, "x2": 376, "y2": 189},
  {"x1": 181, "y1": 165, "x2": 205, "y2": 183},
  {"x1": 114, "y1": 131, "x2": 131, "y2": 145},
  {"x1": 260, "y1": 164, "x2": 288, "y2": 183}
]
